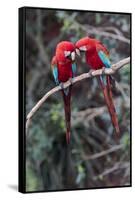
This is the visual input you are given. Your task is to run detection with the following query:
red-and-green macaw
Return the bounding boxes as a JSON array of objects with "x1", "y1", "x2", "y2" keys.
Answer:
[
  {"x1": 51, "y1": 41, "x2": 77, "y2": 144},
  {"x1": 75, "y1": 36, "x2": 120, "y2": 135}
]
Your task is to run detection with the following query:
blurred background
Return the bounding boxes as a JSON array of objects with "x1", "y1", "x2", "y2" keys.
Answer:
[{"x1": 25, "y1": 8, "x2": 131, "y2": 192}]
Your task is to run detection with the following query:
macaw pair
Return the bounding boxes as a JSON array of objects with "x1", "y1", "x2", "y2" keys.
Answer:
[{"x1": 51, "y1": 37, "x2": 120, "y2": 144}]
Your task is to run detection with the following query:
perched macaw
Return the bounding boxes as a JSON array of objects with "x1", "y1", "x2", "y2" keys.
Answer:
[
  {"x1": 51, "y1": 41, "x2": 77, "y2": 144},
  {"x1": 75, "y1": 36, "x2": 120, "y2": 135}
]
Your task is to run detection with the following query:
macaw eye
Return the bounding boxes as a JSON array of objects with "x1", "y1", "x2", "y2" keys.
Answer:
[
  {"x1": 79, "y1": 46, "x2": 87, "y2": 51},
  {"x1": 64, "y1": 51, "x2": 71, "y2": 57}
]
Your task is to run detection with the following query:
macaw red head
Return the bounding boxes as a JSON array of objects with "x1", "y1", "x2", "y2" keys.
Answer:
[
  {"x1": 75, "y1": 37, "x2": 92, "y2": 55},
  {"x1": 56, "y1": 41, "x2": 76, "y2": 62}
]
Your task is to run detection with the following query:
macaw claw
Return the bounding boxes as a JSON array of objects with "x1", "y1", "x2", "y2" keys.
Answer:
[
  {"x1": 88, "y1": 69, "x2": 95, "y2": 77},
  {"x1": 69, "y1": 77, "x2": 73, "y2": 85},
  {"x1": 59, "y1": 82, "x2": 64, "y2": 90},
  {"x1": 102, "y1": 67, "x2": 106, "y2": 75}
]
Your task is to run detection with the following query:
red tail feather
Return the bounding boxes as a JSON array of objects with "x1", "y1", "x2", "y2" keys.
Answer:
[
  {"x1": 99, "y1": 76, "x2": 120, "y2": 136},
  {"x1": 66, "y1": 131, "x2": 71, "y2": 144},
  {"x1": 107, "y1": 76, "x2": 120, "y2": 135},
  {"x1": 61, "y1": 85, "x2": 72, "y2": 144}
]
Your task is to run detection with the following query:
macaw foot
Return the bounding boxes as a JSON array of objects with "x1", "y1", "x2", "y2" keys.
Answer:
[
  {"x1": 60, "y1": 82, "x2": 69, "y2": 96},
  {"x1": 69, "y1": 77, "x2": 73, "y2": 85},
  {"x1": 59, "y1": 82, "x2": 64, "y2": 90},
  {"x1": 102, "y1": 67, "x2": 106, "y2": 75},
  {"x1": 88, "y1": 69, "x2": 95, "y2": 77}
]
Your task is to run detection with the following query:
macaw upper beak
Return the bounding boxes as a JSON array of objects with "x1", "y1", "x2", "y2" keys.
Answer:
[
  {"x1": 75, "y1": 48, "x2": 81, "y2": 56},
  {"x1": 71, "y1": 51, "x2": 76, "y2": 61},
  {"x1": 79, "y1": 46, "x2": 87, "y2": 51}
]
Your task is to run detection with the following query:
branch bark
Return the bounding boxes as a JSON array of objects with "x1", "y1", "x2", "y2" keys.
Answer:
[
  {"x1": 82, "y1": 144, "x2": 123, "y2": 161},
  {"x1": 26, "y1": 57, "x2": 130, "y2": 135},
  {"x1": 93, "y1": 162, "x2": 130, "y2": 180}
]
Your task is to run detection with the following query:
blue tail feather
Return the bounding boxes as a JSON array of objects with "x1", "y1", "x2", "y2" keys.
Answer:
[{"x1": 100, "y1": 75, "x2": 107, "y2": 86}]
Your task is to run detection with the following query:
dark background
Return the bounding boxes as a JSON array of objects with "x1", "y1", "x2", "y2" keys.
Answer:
[{"x1": 25, "y1": 8, "x2": 131, "y2": 192}]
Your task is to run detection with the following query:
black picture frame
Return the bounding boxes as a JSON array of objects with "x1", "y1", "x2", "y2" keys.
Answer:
[{"x1": 19, "y1": 6, "x2": 132, "y2": 193}]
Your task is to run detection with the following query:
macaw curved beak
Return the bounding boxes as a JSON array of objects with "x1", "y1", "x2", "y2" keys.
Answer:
[
  {"x1": 71, "y1": 51, "x2": 76, "y2": 61},
  {"x1": 75, "y1": 48, "x2": 81, "y2": 56},
  {"x1": 79, "y1": 46, "x2": 87, "y2": 51}
]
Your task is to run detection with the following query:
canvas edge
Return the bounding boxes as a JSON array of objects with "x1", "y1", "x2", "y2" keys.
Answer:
[{"x1": 18, "y1": 7, "x2": 26, "y2": 193}]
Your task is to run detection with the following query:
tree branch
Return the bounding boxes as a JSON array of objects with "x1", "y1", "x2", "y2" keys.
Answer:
[
  {"x1": 26, "y1": 57, "x2": 130, "y2": 135},
  {"x1": 82, "y1": 144, "x2": 123, "y2": 161},
  {"x1": 93, "y1": 162, "x2": 130, "y2": 180},
  {"x1": 86, "y1": 28, "x2": 130, "y2": 44},
  {"x1": 75, "y1": 22, "x2": 130, "y2": 44}
]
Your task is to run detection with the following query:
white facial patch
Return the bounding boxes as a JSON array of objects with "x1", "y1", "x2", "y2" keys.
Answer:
[
  {"x1": 75, "y1": 48, "x2": 81, "y2": 56},
  {"x1": 71, "y1": 51, "x2": 75, "y2": 61},
  {"x1": 64, "y1": 51, "x2": 71, "y2": 57},
  {"x1": 79, "y1": 46, "x2": 87, "y2": 51}
]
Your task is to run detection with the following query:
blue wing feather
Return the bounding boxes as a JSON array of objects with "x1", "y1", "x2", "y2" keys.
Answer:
[
  {"x1": 52, "y1": 65, "x2": 59, "y2": 85},
  {"x1": 98, "y1": 50, "x2": 111, "y2": 68},
  {"x1": 98, "y1": 50, "x2": 111, "y2": 86},
  {"x1": 71, "y1": 62, "x2": 77, "y2": 78}
]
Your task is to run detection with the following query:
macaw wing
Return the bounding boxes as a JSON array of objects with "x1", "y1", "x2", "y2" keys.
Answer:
[
  {"x1": 97, "y1": 49, "x2": 111, "y2": 86},
  {"x1": 71, "y1": 62, "x2": 77, "y2": 78},
  {"x1": 51, "y1": 56, "x2": 59, "y2": 85},
  {"x1": 98, "y1": 49, "x2": 115, "y2": 87},
  {"x1": 98, "y1": 50, "x2": 111, "y2": 68},
  {"x1": 52, "y1": 65, "x2": 59, "y2": 85}
]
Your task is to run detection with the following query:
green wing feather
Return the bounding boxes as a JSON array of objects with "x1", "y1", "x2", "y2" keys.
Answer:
[
  {"x1": 51, "y1": 56, "x2": 59, "y2": 85},
  {"x1": 98, "y1": 50, "x2": 111, "y2": 68},
  {"x1": 71, "y1": 62, "x2": 77, "y2": 78},
  {"x1": 52, "y1": 65, "x2": 59, "y2": 85}
]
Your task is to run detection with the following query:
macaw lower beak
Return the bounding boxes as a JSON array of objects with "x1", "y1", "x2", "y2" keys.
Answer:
[
  {"x1": 75, "y1": 48, "x2": 81, "y2": 56},
  {"x1": 71, "y1": 51, "x2": 75, "y2": 61}
]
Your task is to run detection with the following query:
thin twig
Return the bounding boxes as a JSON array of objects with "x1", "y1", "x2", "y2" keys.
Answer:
[
  {"x1": 72, "y1": 21, "x2": 130, "y2": 44},
  {"x1": 97, "y1": 26, "x2": 124, "y2": 36},
  {"x1": 87, "y1": 28, "x2": 130, "y2": 44},
  {"x1": 93, "y1": 162, "x2": 130, "y2": 180},
  {"x1": 66, "y1": 13, "x2": 130, "y2": 44},
  {"x1": 26, "y1": 57, "x2": 130, "y2": 135},
  {"x1": 82, "y1": 144, "x2": 123, "y2": 161}
]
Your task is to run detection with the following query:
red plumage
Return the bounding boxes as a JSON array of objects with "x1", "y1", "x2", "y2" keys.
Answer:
[
  {"x1": 61, "y1": 86, "x2": 72, "y2": 144},
  {"x1": 76, "y1": 37, "x2": 120, "y2": 136},
  {"x1": 58, "y1": 61, "x2": 73, "y2": 83},
  {"x1": 51, "y1": 41, "x2": 76, "y2": 143},
  {"x1": 76, "y1": 37, "x2": 109, "y2": 69},
  {"x1": 99, "y1": 77, "x2": 120, "y2": 136}
]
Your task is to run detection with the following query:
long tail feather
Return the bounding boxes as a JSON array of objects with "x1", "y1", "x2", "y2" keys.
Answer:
[
  {"x1": 106, "y1": 76, "x2": 120, "y2": 135},
  {"x1": 61, "y1": 85, "x2": 72, "y2": 144},
  {"x1": 98, "y1": 75, "x2": 120, "y2": 136}
]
